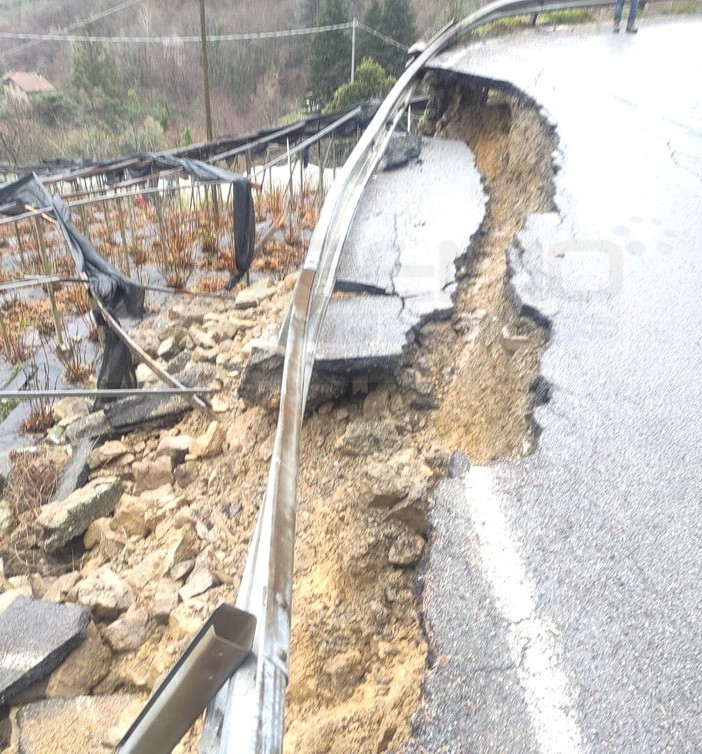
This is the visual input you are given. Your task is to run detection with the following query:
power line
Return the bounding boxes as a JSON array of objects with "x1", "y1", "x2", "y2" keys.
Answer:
[
  {"x1": 0, "y1": 21, "x2": 408, "y2": 50},
  {"x1": 1, "y1": 0, "x2": 148, "y2": 58},
  {"x1": 357, "y1": 21, "x2": 409, "y2": 52}
]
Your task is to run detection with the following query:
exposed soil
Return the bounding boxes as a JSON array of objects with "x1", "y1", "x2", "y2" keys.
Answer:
[
  {"x1": 0, "y1": 75, "x2": 554, "y2": 754},
  {"x1": 282, "y1": 78, "x2": 555, "y2": 752}
]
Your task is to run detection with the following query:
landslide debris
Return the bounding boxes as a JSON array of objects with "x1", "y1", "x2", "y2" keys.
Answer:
[{"x1": 0, "y1": 75, "x2": 554, "y2": 754}]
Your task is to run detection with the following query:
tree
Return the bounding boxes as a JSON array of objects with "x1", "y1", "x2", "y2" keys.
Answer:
[
  {"x1": 379, "y1": 0, "x2": 417, "y2": 75},
  {"x1": 70, "y1": 29, "x2": 124, "y2": 125},
  {"x1": 358, "y1": 0, "x2": 385, "y2": 65},
  {"x1": 308, "y1": 0, "x2": 351, "y2": 102},
  {"x1": 31, "y1": 91, "x2": 77, "y2": 128},
  {"x1": 324, "y1": 58, "x2": 395, "y2": 112}
]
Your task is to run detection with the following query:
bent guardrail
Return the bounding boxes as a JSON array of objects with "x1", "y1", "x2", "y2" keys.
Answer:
[{"x1": 118, "y1": 1, "x2": 619, "y2": 752}]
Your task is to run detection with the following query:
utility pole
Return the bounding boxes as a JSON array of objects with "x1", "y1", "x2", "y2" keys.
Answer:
[
  {"x1": 199, "y1": 0, "x2": 213, "y2": 142},
  {"x1": 351, "y1": 17, "x2": 357, "y2": 83}
]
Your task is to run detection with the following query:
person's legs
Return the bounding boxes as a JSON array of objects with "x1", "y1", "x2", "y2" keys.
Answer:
[
  {"x1": 613, "y1": 0, "x2": 625, "y2": 30},
  {"x1": 626, "y1": 0, "x2": 640, "y2": 31}
]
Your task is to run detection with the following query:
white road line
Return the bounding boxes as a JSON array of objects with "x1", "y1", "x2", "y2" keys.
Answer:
[{"x1": 463, "y1": 466, "x2": 584, "y2": 754}]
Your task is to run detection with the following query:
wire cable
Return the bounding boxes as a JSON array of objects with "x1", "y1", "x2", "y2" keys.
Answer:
[
  {"x1": 0, "y1": 21, "x2": 406, "y2": 50},
  {"x1": 0, "y1": 0, "x2": 148, "y2": 58}
]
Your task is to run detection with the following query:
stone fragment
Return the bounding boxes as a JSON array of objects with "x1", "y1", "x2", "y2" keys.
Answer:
[
  {"x1": 225, "y1": 406, "x2": 270, "y2": 454},
  {"x1": 50, "y1": 437, "x2": 92, "y2": 503},
  {"x1": 398, "y1": 368, "x2": 433, "y2": 395},
  {"x1": 0, "y1": 597, "x2": 90, "y2": 703},
  {"x1": 388, "y1": 529, "x2": 426, "y2": 567},
  {"x1": 178, "y1": 569, "x2": 217, "y2": 602},
  {"x1": 387, "y1": 498, "x2": 428, "y2": 536},
  {"x1": 77, "y1": 567, "x2": 135, "y2": 619},
  {"x1": 190, "y1": 326, "x2": 216, "y2": 349},
  {"x1": 168, "y1": 524, "x2": 200, "y2": 566},
  {"x1": 43, "y1": 572, "x2": 81, "y2": 604},
  {"x1": 65, "y1": 410, "x2": 110, "y2": 444},
  {"x1": 83, "y1": 517, "x2": 111, "y2": 550},
  {"x1": 111, "y1": 495, "x2": 149, "y2": 538},
  {"x1": 362, "y1": 388, "x2": 391, "y2": 419},
  {"x1": 88, "y1": 440, "x2": 129, "y2": 469},
  {"x1": 169, "y1": 559, "x2": 195, "y2": 581},
  {"x1": 123, "y1": 551, "x2": 167, "y2": 592},
  {"x1": 46, "y1": 622, "x2": 111, "y2": 697},
  {"x1": 38, "y1": 477, "x2": 123, "y2": 553},
  {"x1": 361, "y1": 462, "x2": 412, "y2": 509},
  {"x1": 191, "y1": 346, "x2": 218, "y2": 363},
  {"x1": 157, "y1": 336, "x2": 179, "y2": 360},
  {"x1": 335, "y1": 419, "x2": 400, "y2": 457},
  {"x1": 155, "y1": 434, "x2": 193, "y2": 466},
  {"x1": 153, "y1": 578, "x2": 180, "y2": 624},
  {"x1": 102, "y1": 696, "x2": 144, "y2": 749},
  {"x1": 135, "y1": 362, "x2": 159, "y2": 385},
  {"x1": 169, "y1": 601, "x2": 203, "y2": 641},
  {"x1": 102, "y1": 607, "x2": 150, "y2": 653},
  {"x1": 234, "y1": 280, "x2": 275, "y2": 309},
  {"x1": 446, "y1": 450, "x2": 471, "y2": 478},
  {"x1": 133, "y1": 455, "x2": 173, "y2": 494},
  {"x1": 189, "y1": 421, "x2": 225, "y2": 459},
  {"x1": 52, "y1": 397, "x2": 89, "y2": 425}
]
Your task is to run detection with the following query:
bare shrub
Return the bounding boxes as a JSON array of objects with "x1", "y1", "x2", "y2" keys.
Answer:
[
  {"x1": 20, "y1": 359, "x2": 55, "y2": 435},
  {"x1": 157, "y1": 210, "x2": 197, "y2": 289}
]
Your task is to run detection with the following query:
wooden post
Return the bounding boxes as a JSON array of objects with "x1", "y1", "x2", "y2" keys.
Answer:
[
  {"x1": 0, "y1": 309, "x2": 12, "y2": 358},
  {"x1": 33, "y1": 217, "x2": 65, "y2": 350},
  {"x1": 116, "y1": 197, "x2": 131, "y2": 275},
  {"x1": 154, "y1": 191, "x2": 166, "y2": 250}
]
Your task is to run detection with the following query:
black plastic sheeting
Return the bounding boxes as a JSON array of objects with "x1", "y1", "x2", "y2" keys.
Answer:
[
  {"x1": 0, "y1": 173, "x2": 145, "y2": 319},
  {"x1": 0, "y1": 158, "x2": 255, "y2": 398},
  {"x1": 30, "y1": 103, "x2": 384, "y2": 182}
]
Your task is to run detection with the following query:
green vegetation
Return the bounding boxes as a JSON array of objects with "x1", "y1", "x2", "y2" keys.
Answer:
[
  {"x1": 309, "y1": 0, "x2": 352, "y2": 102},
  {"x1": 324, "y1": 58, "x2": 395, "y2": 112},
  {"x1": 309, "y1": 0, "x2": 416, "y2": 106}
]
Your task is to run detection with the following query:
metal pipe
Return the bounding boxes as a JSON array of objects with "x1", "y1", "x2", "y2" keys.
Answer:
[
  {"x1": 119, "y1": 604, "x2": 256, "y2": 754},
  {"x1": 0, "y1": 387, "x2": 217, "y2": 400},
  {"x1": 351, "y1": 17, "x2": 356, "y2": 83}
]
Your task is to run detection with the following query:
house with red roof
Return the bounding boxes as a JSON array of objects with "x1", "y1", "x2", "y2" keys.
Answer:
[{"x1": 2, "y1": 71, "x2": 55, "y2": 106}]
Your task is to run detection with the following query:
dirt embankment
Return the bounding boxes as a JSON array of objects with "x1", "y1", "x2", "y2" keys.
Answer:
[
  {"x1": 0, "y1": 75, "x2": 554, "y2": 754},
  {"x1": 284, "y1": 77, "x2": 556, "y2": 752}
]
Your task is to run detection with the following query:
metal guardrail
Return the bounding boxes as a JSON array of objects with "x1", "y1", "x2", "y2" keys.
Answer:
[{"x1": 117, "y1": 1, "x2": 619, "y2": 752}]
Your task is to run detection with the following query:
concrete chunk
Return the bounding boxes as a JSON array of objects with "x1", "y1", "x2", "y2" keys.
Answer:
[
  {"x1": 0, "y1": 596, "x2": 90, "y2": 703},
  {"x1": 38, "y1": 476, "x2": 123, "y2": 553}
]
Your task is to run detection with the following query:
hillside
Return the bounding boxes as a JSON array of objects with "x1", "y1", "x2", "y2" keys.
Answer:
[{"x1": 0, "y1": 0, "x2": 456, "y2": 163}]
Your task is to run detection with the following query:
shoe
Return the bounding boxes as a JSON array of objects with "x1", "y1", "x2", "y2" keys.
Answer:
[
  {"x1": 625, "y1": 21, "x2": 638, "y2": 32},
  {"x1": 613, "y1": 21, "x2": 620, "y2": 32}
]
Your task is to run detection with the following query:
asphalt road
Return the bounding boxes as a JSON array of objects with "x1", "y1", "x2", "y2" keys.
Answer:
[{"x1": 406, "y1": 17, "x2": 702, "y2": 754}]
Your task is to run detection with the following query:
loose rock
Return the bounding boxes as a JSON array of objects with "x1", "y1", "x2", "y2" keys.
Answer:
[
  {"x1": 102, "y1": 607, "x2": 150, "y2": 653},
  {"x1": 45, "y1": 622, "x2": 111, "y2": 697},
  {"x1": 155, "y1": 435, "x2": 193, "y2": 466},
  {"x1": 88, "y1": 440, "x2": 130, "y2": 470},
  {"x1": 38, "y1": 477, "x2": 123, "y2": 553},
  {"x1": 133, "y1": 455, "x2": 173, "y2": 494},
  {"x1": 388, "y1": 529, "x2": 426, "y2": 567},
  {"x1": 77, "y1": 567, "x2": 135, "y2": 620},
  {"x1": 189, "y1": 421, "x2": 225, "y2": 459},
  {"x1": 153, "y1": 578, "x2": 180, "y2": 624}
]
